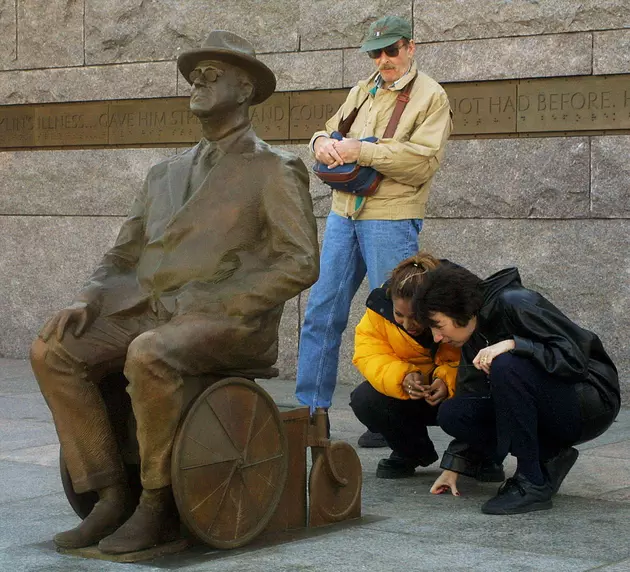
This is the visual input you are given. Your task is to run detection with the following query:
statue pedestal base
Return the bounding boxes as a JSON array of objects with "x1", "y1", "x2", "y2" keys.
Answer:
[{"x1": 56, "y1": 538, "x2": 192, "y2": 563}]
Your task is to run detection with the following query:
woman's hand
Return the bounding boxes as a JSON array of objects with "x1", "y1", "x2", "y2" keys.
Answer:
[
  {"x1": 473, "y1": 339, "x2": 515, "y2": 374},
  {"x1": 430, "y1": 470, "x2": 460, "y2": 496},
  {"x1": 425, "y1": 378, "x2": 448, "y2": 406},
  {"x1": 402, "y1": 371, "x2": 429, "y2": 400}
]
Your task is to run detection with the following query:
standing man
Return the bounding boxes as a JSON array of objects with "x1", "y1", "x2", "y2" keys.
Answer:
[
  {"x1": 31, "y1": 31, "x2": 318, "y2": 554},
  {"x1": 295, "y1": 16, "x2": 452, "y2": 445}
]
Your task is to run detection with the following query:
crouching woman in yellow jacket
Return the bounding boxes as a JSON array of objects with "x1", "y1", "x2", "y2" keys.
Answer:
[{"x1": 349, "y1": 253, "x2": 460, "y2": 479}]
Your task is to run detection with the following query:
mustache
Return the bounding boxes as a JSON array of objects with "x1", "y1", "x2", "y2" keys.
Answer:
[{"x1": 379, "y1": 65, "x2": 396, "y2": 71}]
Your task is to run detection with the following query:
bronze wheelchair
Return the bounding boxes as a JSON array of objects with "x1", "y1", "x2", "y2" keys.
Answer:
[{"x1": 59, "y1": 369, "x2": 362, "y2": 554}]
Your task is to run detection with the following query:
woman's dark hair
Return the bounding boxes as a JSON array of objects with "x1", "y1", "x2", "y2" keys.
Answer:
[
  {"x1": 412, "y1": 264, "x2": 484, "y2": 327},
  {"x1": 387, "y1": 251, "x2": 441, "y2": 300}
]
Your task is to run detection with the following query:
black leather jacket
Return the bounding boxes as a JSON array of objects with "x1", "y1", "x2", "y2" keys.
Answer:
[{"x1": 441, "y1": 267, "x2": 621, "y2": 476}]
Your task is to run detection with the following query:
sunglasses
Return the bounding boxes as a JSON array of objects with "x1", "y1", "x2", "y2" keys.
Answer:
[
  {"x1": 367, "y1": 40, "x2": 408, "y2": 59},
  {"x1": 189, "y1": 66, "x2": 224, "y2": 84}
]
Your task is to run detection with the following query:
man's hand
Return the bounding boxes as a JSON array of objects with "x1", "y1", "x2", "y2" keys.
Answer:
[
  {"x1": 430, "y1": 469, "x2": 460, "y2": 496},
  {"x1": 314, "y1": 136, "x2": 344, "y2": 167},
  {"x1": 425, "y1": 377, "x2": 448, "y2": 406},
  {"x1": 402, "y1": 371, "x2": 430, "y2": 400},
  {"x1": 473, "y1": 339, "x2": 515, "y2": 374},
  {"x1": 333, "y1": 138, "x2": 361, "y2": 164},
  {"x1": 39, "y1": 302, "x2": 98, "y2": 342}
]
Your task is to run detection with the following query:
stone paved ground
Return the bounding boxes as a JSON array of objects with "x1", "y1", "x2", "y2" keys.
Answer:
[{"x1": 1, "y1": 358, "x2": 628, "y2": 572}]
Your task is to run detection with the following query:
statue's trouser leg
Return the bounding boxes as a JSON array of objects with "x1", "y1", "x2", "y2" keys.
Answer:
[
  {"x1": 123, "y1": 313, "x2": 271, "y2": 491},
  {"x1": 124, "y1": 330, "x2": 185, "y2": 491},
  {"x1": 30, "y1": 316, "x2": 144, "y2": 494}
]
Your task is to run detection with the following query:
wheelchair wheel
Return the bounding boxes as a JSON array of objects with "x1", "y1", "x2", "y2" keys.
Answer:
[
  {"x1": 171, "y1": 377, "x2": 288, "y2": 549},
  {"x1": 309, "y1": 441, "x2": 362, "y2": 526}
]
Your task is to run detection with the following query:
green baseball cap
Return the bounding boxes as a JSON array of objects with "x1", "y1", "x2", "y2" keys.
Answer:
[{"x1": 359, "y1": 16, "x2": 412, "y2": 52}]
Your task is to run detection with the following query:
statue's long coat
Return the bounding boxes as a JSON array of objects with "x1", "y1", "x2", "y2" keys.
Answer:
[{"x1": 78, "y1": 128, "x2": 319, "y2": 370}]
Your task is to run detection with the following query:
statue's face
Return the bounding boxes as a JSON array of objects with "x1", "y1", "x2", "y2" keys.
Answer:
[{"x1": 189, "y1": 60, "x2": 252, "y2": 118}]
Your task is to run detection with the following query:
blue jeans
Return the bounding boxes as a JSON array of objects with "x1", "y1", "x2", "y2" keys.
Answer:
[{"x1": 295, "y1": 212, "x2": 423, "y2": 410}]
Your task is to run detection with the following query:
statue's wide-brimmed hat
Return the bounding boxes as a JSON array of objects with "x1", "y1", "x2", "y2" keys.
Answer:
[{"x1": 177, "y1": 30, "x2": 276, "y2": 105}]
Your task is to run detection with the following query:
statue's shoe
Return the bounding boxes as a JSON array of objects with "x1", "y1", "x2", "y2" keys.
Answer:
[
  {"x1": 54, "y1": 486, "x2": 134, "y2": 549},
  {"x1": 98, "y1": 487, "x2": 179, "y2": 554}
]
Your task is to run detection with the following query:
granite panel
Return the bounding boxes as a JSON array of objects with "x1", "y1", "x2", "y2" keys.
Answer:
[
  {"x1": 0, "y1": 0, "x2": 16, "y2": 68},
  {"x1": 276, "y1": 296, "x2": 299, "y2": 381},
  {"x1": 85, "y1": 0, "x2": 299, "y2": 65},
  {"x1": 427, "y1": 138, "x2": 590, "y2": 219},
  {"x1": 591, "y1": 136, "x2": 630, "y2": 218},
  {"x1": 0, "y1": 148, "x2": 174, "y2": 215},
  {"x1": 299, "y1": 0, "x2": 412, "y2": 51},
  {"x1": 414, "y1": 0, "x2": 630, "y2": 42},
  {"x1": 342, "y1": 48, "x2": 382, "y2": 88},
  {"x1": 15, "y1": 0, "x2": 83, "y2": 70},
  {"x1": 594, "y1": 30, "x2": 630, "y2": 75},
  {"x1": 345, "y1": 34, "x2": 593, "y2": 85},
  {"x1": 0, "y1": 216, "x2": 124, "y2": 358},
  {"x1": 0, "y1": 61, "x2": 177, "y2": 105},
  {"x1": 279, "y1": 144, "x2": 332, "y2": 218},
  {"x1": 259, "y1": 51, "x2": 343, "y2": 92},
  {"x1": 420, "y1": 219, "x2": 630, "y2": 396}
]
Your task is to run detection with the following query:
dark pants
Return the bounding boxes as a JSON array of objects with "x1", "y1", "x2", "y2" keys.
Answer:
[
  {"x1": 350, "y1": 381, "x2": 439, "y2": 459},
  {"x1": 438, "y1": 354, "x2": 583, "y2": 465}
]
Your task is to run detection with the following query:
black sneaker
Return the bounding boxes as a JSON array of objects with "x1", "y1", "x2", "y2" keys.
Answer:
[
  {"x1": 544, "y1": 447, "x2": 579, "y2": 495},
  {"x1": 481, "y1": 473, "x2": 553, "y2": 515},
  {"x1": 475, "y1": 460, "x2": 506, "y2": 483},
  {"x1": 358, "y1": 430, "x2": 388, "y2": 448},
  {"x1": 376, "y1": 450, "x2": 439, "y2": 479}
]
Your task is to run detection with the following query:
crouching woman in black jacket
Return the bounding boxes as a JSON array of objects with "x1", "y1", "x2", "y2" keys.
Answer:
[{"x1": 412, "y1": 264, "x2": 620, "y2": 515}]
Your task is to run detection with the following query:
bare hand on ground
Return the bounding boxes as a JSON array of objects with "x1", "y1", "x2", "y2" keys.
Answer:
[{"x1": 430, "y1": 470, "x2": 460, "y2": 496}]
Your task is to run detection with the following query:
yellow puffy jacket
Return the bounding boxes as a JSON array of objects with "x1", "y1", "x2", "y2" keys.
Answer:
[{"x1": 353, "y1": 305, "x2": 460, "y2": 401}]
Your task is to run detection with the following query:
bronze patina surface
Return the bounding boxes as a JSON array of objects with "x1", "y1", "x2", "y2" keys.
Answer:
[
  {"x1": 172, "y1": 378, "x2": 288, "y2": 550},
  {"x1": 30, "y1": 29, "x2": 319, "y2": 556}
]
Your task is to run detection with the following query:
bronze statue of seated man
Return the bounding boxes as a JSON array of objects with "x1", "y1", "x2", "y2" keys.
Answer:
[{"x1": 30, "y1": 30, "x2": 319, "y2": 555}]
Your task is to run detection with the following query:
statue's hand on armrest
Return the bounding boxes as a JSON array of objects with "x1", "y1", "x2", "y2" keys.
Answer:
[{"x1": 39, "y1": 302, "x2": 99, "y2": 342}]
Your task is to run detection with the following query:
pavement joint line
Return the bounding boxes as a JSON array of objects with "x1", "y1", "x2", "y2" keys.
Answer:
[
  {"x1": 349, "y1": 527, "x2": 614, "y2": 564},
  {"x1": 0, "y1": 490, "x2": 66, "y2": 507},
  {"x1": 585, "y1": 557, "x2": 630, "y2": 571}
]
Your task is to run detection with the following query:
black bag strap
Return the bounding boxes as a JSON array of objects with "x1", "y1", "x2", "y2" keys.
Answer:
[{"x1": 337, "y1": 75, "x2": 416, "y2": 138}]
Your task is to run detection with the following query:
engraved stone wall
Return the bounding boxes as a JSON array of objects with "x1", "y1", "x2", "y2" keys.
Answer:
[
  {"x1": 413, "y1": 0, "x2": 630, "y2": 42},
  {"x1": 0, "y1": 0, "x2": 627, "y2": 398}
]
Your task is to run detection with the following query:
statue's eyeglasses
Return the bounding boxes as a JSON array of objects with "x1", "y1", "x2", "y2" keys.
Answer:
[
  {"x1": 367, "y1": 40, "x2": 408, "y2": 59},
  {"x1": 190, "y1": 66, "x2": 224, "y2": 84}
]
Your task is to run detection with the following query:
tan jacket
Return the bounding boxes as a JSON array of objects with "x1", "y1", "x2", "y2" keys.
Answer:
[{"x1": 310, "y1": 63, "x2": 452, "y2": 219}]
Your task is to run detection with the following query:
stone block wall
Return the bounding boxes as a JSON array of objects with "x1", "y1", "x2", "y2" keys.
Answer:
[{"x1": 0, "y1": 1, "x2": 628, "y2": 399}]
